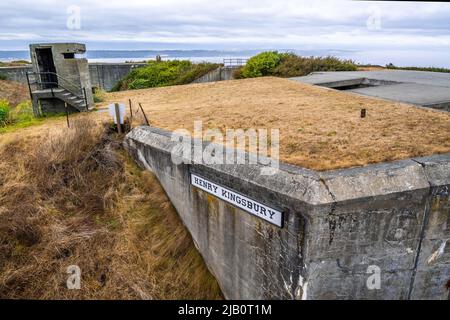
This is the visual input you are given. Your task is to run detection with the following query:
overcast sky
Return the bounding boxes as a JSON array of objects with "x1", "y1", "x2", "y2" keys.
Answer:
[{"x1": 0, "y1": 0, "x2": 449, "y2": 52}]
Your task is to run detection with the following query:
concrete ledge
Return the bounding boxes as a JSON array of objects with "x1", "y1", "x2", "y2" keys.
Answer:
[{"x1": 124, "y1": 126, "x2": 450, "y2": 300}]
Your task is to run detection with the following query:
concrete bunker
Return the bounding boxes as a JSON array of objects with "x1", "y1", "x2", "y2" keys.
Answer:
[
  {"x1": 27, "y1": 43, "x2": 94, "y2": 115},
  {"x1": 119, "y1": 78, "x2": 450, "y2": 299},
  {"x1": 291, "y1": 70, "x2": 450, "y2": 112}
]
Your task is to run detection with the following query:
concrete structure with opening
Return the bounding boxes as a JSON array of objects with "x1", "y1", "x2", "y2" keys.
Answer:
[
  {"x1": 291, "y1": 70, "x2": 450, "y2": 111},
  {"x1": 27, "y1": 43, "x2": 94, "y2": 115}
]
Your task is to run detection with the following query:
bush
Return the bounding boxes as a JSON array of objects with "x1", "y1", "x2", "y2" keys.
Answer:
[
  {"x1": 386, "y1": 63, "x2": 450, "y2": 73},
  {"x1": 232, "y1": 67, "x2": 245, "y2": 79},
  {"x1": 0, "y1": 100, "x2": 10, "y2": 126},
  {"x1": 10, "y1": 101, "x2": 33, "y2": 123},
  {"x1": 238, "y1": 52, "x2": 357, "y2": 79},
  {"x1": 273, "y1": 54, "x2": 357, "y2": 77},
  {"x1": 93, "y1": 88, "x2": 106, "y2": 103},
  {"x1": 112, "y1": 60, "x2": 219, "y2": 91},
  {"x1": 173, "y1": 63, "x2": 220, "y2": 85},
  {"x1": 241, "y1": 51, "x2": 282, "y2": 78}
]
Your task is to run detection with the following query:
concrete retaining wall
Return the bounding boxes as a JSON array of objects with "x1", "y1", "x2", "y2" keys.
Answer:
[
  {"x1": 89, "y1": 63, "x2": 146, "y2": 91},
  {"x1": 0, "y1": 66, "x2": 32, "y2": 83},
  {"x1": 192, "y1": 67, "x2": 235, "y2": 83},
  {"x1": 0, "y1": 63, "x2": 146, "y2": 91},
  {"x1": 124, "y1": 126, "x2": 450, "y2": 300}
]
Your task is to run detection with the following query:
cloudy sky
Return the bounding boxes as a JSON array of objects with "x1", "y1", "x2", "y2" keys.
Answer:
[{"x1": 1, "y1": 0, "x2": 450, "y2": 65}]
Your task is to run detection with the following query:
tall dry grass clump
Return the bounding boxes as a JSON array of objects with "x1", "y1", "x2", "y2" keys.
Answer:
[{"x1": 0, "y1": 118, "x2": 222, "y2": 299}]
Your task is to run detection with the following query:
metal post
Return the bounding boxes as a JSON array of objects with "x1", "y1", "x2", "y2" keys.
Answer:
[
  {"x1": 115, "y1": 103, "x2": 122, "y2": 134},
  {"x1": 83, "y1": 87, "x2": 89, "y2": 111},
  {"x1": 25, "y1": 72, "x2": 33, "y2": 100},
  {"x1": 129, "y1": 99, "x2": 133, "y2": 118},
  {"x1": 138, "y1": 102, "x2": 150, "y2": 126},
  {"x1": 65, "y1": 102, "x2": 70, "y2": 128}
]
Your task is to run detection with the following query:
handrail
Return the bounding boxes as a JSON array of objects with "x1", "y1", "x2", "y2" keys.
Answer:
[
  {"x1": 223, "y1": 58, "x2": 247, "y2": 68},
  {"x1": 29, "y1": 71, "x2": 83, "y2": 94},
  {"x1": 27, "y1": 71, "x2": 87, "y2": 107}
]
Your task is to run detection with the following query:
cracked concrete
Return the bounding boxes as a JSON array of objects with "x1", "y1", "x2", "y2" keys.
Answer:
[{"x1": 124, "y1": 126, "x2": 450, "y2": 300}]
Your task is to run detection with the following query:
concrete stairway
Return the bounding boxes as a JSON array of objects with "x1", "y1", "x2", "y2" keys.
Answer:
[{"x1": 31, "y1": 88, "x2": 91, "y2": 112}]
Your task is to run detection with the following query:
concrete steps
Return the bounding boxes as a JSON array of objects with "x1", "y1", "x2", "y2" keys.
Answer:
[{"x1": 31, "y1": 87, "x2": 92, "y2": 112}]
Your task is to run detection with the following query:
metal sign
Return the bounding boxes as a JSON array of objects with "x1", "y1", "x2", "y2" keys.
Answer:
[
  {"x1": 191, "y1": 173, "x2": 283, "y2": 227},
  {"x1": 108, "y1": 103, "x2": 126, "y2": 124}
]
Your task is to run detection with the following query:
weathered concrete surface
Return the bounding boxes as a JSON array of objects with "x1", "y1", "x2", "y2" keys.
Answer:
[
  {"x1": 291, "y1": 70, "x2": 450, "y2": 111},
  {"x1": 89, "y1": 62, "x2": 146, "y2": 91},
  {"x1": 0, "y1": 65, "x2": 32, "y2": 83},
  {"x1": 0, "y1": 62, "x2": 144, "y2": 92},
  {"x1": 125, "y1": 126, "x2": 450, "y2": 300},
  {"x1": 192, "y1": 67, "x2": 235, "y2": 83}
]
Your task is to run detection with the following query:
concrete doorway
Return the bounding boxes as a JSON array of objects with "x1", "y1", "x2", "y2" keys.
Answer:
[{"x1": 35, "y1": 48, "x2": 57, "y2": 89}]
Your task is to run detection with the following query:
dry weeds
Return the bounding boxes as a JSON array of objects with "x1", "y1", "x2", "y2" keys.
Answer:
[
  {"x1": 101, "y1": 77, "x2": 450, "y2": 170},
  {"x1": 0, "y1": 79, "x2": 29, "y2": 107},
  {"x1": 0, "y1": 118, "x2": 222, "y2": 299}
]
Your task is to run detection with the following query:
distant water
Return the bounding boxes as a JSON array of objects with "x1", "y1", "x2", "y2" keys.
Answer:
[{"x1": 1, "y1": 49, "x2": 449, "y2": 68}]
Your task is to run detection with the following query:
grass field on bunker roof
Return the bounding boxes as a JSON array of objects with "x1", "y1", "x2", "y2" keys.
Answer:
[{"x1": 102, "y1": 77, "x2": 450, "y2": 171}]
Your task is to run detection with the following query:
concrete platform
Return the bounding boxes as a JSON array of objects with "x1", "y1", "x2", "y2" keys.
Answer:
[{"x1": 291, "y1": 70, "x2": 450, "y2": 110}]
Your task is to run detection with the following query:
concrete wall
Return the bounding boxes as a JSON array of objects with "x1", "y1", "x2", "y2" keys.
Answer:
[
  {"x1": 89, "y1": 63, "x2": 146, "y2": 91},
  {"x1": 192, "y1": 67, "x2": 235, "y2": 84},
  {"x1": 0, "y1": 66, "x2": 32, "y2": 83},
  {"x1": 124, "y1": 126, "x2": 450, "y2": 300},
  {"x1": 0, "y1": 63, "x2": 145, "y2": 92}
]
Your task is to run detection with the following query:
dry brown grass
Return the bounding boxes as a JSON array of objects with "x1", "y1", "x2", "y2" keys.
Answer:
[
  {"x1": 0, "y1": 118, "x2": 222, "y2": 299},
  {"x1": 0, "y1": 79, "x2": 29, "y2": 107},
  {"x1": 100, "y1": 77, "x2": 450, "y2": 170}
]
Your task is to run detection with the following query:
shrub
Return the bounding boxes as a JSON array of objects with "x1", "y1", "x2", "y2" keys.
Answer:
[
  {"x1": 10, "y1": 101, "x2": 34, "y2": 123},
  {"x1": 93, "y1": 88, "x2": 106, "y2": 103},
  {"x1": 0, "y1": 100, "x2": 10, "y2": 126},
  {"x1": 273, "y1": 54, "x2": 357, "y2": 77},
  {"x1": 173, "y1": 63, "x2": 220, "y2": 85},
  {"x1": 241, "y1": 51, "x2": 282, "y2": 78},
  {"x1": 386, "y1": 63, "x2": 450, "y2": 73},
  {"x1": 112, "y1": 60, "x2": 219, "y2": 91},
  {"x1": 232, "y1": 67, "x2": 245, "y2": 79},
  {"x1": 0, "y1": 74, "x2": 6, "y2": 80}
]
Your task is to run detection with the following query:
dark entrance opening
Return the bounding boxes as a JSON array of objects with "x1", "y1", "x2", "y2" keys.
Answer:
[{"x1": 36, "y1": 48, "x2": 58, "y2": 89}]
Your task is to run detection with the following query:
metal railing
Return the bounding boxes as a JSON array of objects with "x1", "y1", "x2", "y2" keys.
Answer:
[
  {"x1": 26, "y1": 71, "x2": 88, "y2": 110},
  {"x1": 223, "y1": 58, "x2": 247, "y2": 68}
]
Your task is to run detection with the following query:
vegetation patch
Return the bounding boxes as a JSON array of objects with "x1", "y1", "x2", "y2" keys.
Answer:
[
  {"x1": 0, "y1": 119, "x2": 222, "y2": 299},
  {"x1": 0, "y1": 60, "x2": 30, "y2": 67},
  {"x1": 386, "y1": 63, "x2": 450, "y2": 73},
  {"x1": 102, "y1": 77, "x2": 450, "y2": 171},
  {"x1": 235, "y1": 51, "x2": 357, "y2": 79},
  {"x1": 0, "y1": 101, "x2": 65, "y2": 134},
  {"x1": 93, "y1": 88, "x2": 107, "y2": 103},
  {"x1": 112, "y1": 60, "x2": 220, "y2": 91}
]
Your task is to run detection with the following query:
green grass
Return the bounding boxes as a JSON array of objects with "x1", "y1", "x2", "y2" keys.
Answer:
[
  {"x1": 93, "y1": 88, "x2": 107, "y2": 103},
  {"x1": 0, "y1": 60, "x2": 30, "y2": 67},
  {"x1": 0, "y1": 101, "x2": 65, "y2": 134},
  {"x1": 112, "y1": 60, "x2": 220, "y2": 91}
]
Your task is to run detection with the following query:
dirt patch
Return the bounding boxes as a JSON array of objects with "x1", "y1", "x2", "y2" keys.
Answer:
[
  {"x1": 100, "y1": 77, "x2": 450, "y2": 171},
  {"x1": 0, "y1": 79, "x2": 29, "y2": 107}
]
